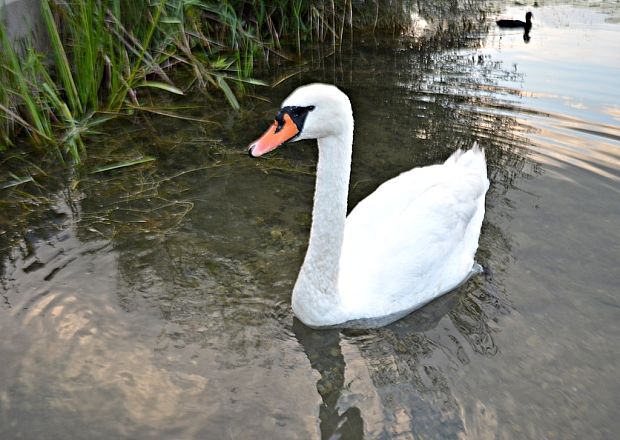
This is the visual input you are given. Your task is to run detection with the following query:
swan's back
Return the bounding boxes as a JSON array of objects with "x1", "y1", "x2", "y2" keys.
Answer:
[{"x1": 338, "y1": 146, "x2": 489, "y2": 320}]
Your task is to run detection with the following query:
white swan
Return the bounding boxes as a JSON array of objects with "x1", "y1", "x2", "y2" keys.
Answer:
[{"x1": 249, "y1": 83, "x2": 489, "y2": 328}]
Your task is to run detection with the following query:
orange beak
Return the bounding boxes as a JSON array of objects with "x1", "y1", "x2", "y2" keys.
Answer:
[{"x1": 248, "y1": 113, "x2": 299, "y2": 157}]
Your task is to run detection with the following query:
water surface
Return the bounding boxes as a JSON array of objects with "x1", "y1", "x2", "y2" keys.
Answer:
[{"x1": 1, "y1": 2, "x2": 619, "y2": 439}]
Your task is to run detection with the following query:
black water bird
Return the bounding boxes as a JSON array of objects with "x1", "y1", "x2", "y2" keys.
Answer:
[{"x1": 496, "y1": 11, "x2": 533, "y2": 31}]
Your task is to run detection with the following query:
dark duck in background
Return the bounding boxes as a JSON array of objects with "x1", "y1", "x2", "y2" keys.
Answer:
[{"x1": 496, "y1": 11, "x2": 533, "y2": 42}]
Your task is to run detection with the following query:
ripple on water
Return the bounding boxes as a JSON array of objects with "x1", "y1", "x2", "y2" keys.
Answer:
[{"x1": 1, "y1": 199, "x2": 320, "y2": 439}]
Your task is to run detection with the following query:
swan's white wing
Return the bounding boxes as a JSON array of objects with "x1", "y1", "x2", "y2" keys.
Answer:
[{"x1": 339, "y1": 152, "x2": 488, "y2": 318}]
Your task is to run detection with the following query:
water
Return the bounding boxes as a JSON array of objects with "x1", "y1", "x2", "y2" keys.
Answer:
[{"x1": 1, "y1": 2, "x2": 619, "y2": 439}]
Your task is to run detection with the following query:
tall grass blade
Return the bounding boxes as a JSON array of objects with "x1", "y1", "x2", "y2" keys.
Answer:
[
  {"x1": 0, "y1": 25, "x2": 48, "y2": 139},
  {"x1": 111, "y1": 0, "x2": 166, "y2": 109},
  {"x1": 41, "y1": 0, "x2": 83, "y2": 115}
]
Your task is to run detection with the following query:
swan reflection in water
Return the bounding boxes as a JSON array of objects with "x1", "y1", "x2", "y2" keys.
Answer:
[{"x1": 293, "y1": 272, "x2": 506, "y2": 439}]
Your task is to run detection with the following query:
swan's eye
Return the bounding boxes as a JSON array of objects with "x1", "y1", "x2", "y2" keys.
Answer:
[
  {"x1": 284, "y1": 105, "x2": 315, "y2": 121},
  {"x1": 275, "y1": 105, "x2": 316, "y2": 136}
]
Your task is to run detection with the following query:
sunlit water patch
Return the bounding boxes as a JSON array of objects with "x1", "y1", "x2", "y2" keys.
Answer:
[{"x1": 483, "y1": 3, "x2": 620, "y2": 184}]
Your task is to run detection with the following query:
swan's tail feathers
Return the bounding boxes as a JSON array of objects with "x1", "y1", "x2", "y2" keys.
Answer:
[
  {"x1": 444, "y1": 148, "x2": 465, "y2": 165},
  {"x1": 471, "y1": 141, "x2": 483, "y2": 155},
  {"x1": 446, "y1": 142, "x2": 489, "y2": 188},
  {"x1": 446, "y1": 143, "x2": 485, "y2": 164},
  {"x1": 457, "y1": 142, "x2": 486, "y2": 167}
]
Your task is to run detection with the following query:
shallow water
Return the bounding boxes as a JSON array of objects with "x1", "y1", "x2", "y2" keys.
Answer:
[{"x1": 1, "y1": 2, "x2": 619, "y2": 439}]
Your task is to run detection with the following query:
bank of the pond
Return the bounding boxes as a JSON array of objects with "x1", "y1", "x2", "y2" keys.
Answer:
[
  {"x1": 0, "y1": 0, "x2": 357, "y2": 161},
  {"x1": 0, "y1": 0, "x2": 483, "y2": 169}
]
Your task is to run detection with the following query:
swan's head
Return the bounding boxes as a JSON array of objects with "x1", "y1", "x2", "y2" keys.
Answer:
[
  {"x1": 248, "y1": 83, "x2": 352, "y2": 157},
  {"x1": 525, "y1": 11, "x2": 533, "y2": 21}
]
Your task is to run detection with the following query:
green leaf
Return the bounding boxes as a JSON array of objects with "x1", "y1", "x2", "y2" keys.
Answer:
[
  {"x1": 216, "y1": 76, "x2": 239, "y2": 111},
  {"x1": 135, "y1": 81, "x2": 184, "y2": 95},
  {"x1": 1, "y1": 175, "x2": 34, "y2": 189},
  {"x1": 91, "y1": 157, "x2": 157, "y2": 174},
  {"x1": 220, "y1": 75, "x2": 267, "y2": 86}
]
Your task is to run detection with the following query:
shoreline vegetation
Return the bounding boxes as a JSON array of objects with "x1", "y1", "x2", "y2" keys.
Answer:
[
  {"x1": 1, "y1": 0, "x2": 424, "y2": 165},
  {"x1": 1, "y1": 0, "x2": 355, "y2": 164},
  {"x1": 0, "y1": 0, "x2": 487, "y2": 243},
  {"x1": 0, "y1": 0, "x2": 484, "y2": 167}
]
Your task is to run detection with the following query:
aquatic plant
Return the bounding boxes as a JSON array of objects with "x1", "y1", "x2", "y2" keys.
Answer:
[
  {"x1": 0, "y1": 0, "x2": 352, "y2": 162},
  {"x1": 0, "y1": 0, "x2": 482, "y2": 165}
]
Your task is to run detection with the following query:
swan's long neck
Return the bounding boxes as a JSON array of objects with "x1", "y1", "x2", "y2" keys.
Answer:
[{"x1": 292, "y1": 128, "x2": 353, "y2": 326}]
